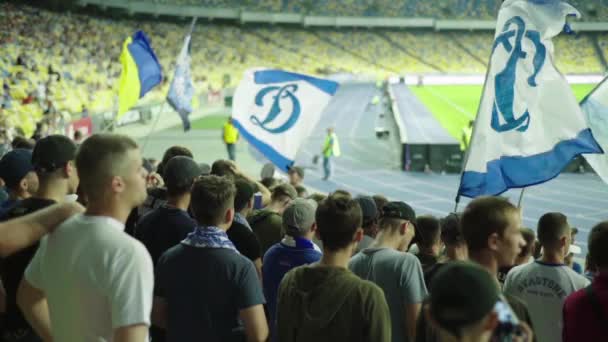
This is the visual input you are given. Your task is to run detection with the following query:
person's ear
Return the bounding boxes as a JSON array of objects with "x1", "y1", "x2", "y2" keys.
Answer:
[
  {"x1": 65, "y1": 160, "x2": 76, "y2": 178},
  {"x1": 483, "y1": 310, "x2": 499, "y2": 333},
  {"x1": 400, "y1": 222, "x2": 408, "y2": 235},
  {"x1": 110, "y1": 176, "x2": 125, "y2": 194},
  {"x1": 353, "y1": 227, "x2": 364, "y2": 243},
  {"x1": 310, "y1": 222, "x2": 317, "y2": 234},
  {"x1": 226, "y1": 207, "x2": 235, "y2": 225},
  {"x1": 19, "y1": 177, "x2": 29, "y2": 192},
  {"x1": 488, "y1": 232, "x2": 500, "y2": 252}
]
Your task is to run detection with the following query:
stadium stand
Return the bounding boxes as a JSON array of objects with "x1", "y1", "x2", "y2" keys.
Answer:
[{"x1": 139, "y1": 0, "x2": 608, "y2": 20}]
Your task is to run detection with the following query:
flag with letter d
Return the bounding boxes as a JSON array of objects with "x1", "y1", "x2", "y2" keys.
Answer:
[
  {"x1": 167, "y1": 32, "x2": 194, "y2": 131},
  {"x1": 117, "y1": 31, "x2": 162, "y2": 118},
  {"x1": 458, "y1": 0, "x2": 603, "y2": 198},
  {"x1": 232, "y1": 69, "x2": 339, "y2": 171},
  {"x1": 582, "y1": 78, "x2": 608, "y2": 184}
]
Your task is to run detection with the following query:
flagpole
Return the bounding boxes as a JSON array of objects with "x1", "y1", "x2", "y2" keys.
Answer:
[
  {"x1": 141, "y1": 103, "x2": 169, "y2": 154},
  {"x1": 517, "y1": 188, "x2": 526, "y2": 208}
]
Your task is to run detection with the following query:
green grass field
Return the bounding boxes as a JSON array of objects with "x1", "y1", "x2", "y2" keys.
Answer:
[
  {"x1": 190, "y1": 113, "x2": 230, "y2": 130},
  {"x1": 410, "y1": 84, "x2": 596, "y2": 140}
]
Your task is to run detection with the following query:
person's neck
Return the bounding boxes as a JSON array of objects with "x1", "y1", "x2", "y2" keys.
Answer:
[
  {"x1": 318, "y1": 246, "x2": 353, "y2": 269},
  {"x1": 85, "y1": 198, "x2": 132, "y2": 224},
  {"x1": 468, "y1": 249, "x2": 499, "y2": 280},
  {"x1": 446, "y1": 245, "x2": 468, "y2": 261},
  {"x1": 265, "y1": 202, "x2": 282, "y2": 213},
  {"x1": 35, "y1": 181, "x2": 68, "y2": 203},
  {"x1": 238, "y1": 208, "x2": 250, "y2": 217},
  {"x1": 420, "y1": 244, "x2": 441, "y2": 257},
  {"x1": 514, "y1": 254, "x2": 531, "y2": 266},
  {"x1": 166, "y1": 194, "x2": 190, "y2": 211},
  {"x1": 374, "y1": 230, "x2": 405, "y2": 250},
  {"x1": 540, "y1": 249, "x2": 565, "y2": 265}
]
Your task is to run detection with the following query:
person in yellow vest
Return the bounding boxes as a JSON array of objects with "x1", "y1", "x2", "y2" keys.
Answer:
[
  {"x1": 322, "y1": 127, "x2": 341, "y2": 181},
  {"x1": 461, "y1": 120, "x2": 474, "y2": 153},
  {"x1": 223, "y1": 118, "x2": 239, "y2": 161}
]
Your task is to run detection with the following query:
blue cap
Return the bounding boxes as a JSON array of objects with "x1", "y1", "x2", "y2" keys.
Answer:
[{"x1": 0, "y1": 149, "x2": 34, "y2": 189}]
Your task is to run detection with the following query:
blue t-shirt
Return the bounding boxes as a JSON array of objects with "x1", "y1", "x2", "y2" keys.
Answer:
[{"x1": 262, "y1": 236, "x2": 322, "y2": 338}]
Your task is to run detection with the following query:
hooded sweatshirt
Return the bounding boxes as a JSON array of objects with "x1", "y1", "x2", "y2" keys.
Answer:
[{"x1": 277, "y1": 265, "x2": 391, "y2": 342}]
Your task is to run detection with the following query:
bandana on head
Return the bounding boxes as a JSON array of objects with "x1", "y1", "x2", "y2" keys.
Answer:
[{"x1": 182, "y1": 226, "x2": 238, "y2": 252}]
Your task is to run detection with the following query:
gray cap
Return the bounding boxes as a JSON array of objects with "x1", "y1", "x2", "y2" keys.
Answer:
[{"x1": 283, "y1": 198, "x2": 318, "y2": 236}]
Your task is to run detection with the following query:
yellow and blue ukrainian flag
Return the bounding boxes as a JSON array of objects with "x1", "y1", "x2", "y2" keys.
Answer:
[{"x1": 117, "y1": 31, "x2": 162, "y2": 117}]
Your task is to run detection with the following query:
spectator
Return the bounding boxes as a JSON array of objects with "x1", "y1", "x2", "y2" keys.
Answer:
[
  {"x1": 504, "y1": 213, "x2": 589, "y2": 342},
  {"x1": 426, "y1": 262, "x2": 528, "y2": 342},
  {"x1": 72, "y1": 130, "x2": 83, "y2": 145},
  {"x1": 222, "y1": 118, "x2": 239, "y2": 161},
  {"x1": 18, "y1": 134, "x2": 154, "y2": 341},
  {"x1": 373, "y1": 194, "x2": 389, "y2": 214},
  {"x1": 125, "y1": 146, "x2": 194, "y2": 235},
  {"x1": 498, "y1": 228, "x2": 535, "y2": 284},
  {"x1": 263, "y1": 198, "x2": 322, "y2": 340},
  {"x1": 277, "y1": 194, "x2": 391, "y2": 342},
  {"x1": 308, "y1": 193, "x2": 327, "y2": 204},
  {"x1": 0, "y1": 150, "x2": 39, "y2": 216},
  {"x1": 248, "y1": 183, "x2": 297, "y2": 254},
  {"x1": 0, "y1": 202, "x2": 83, "y2": 258},
  {"x1": 350, "y1": 201, "x2": 426, "y2": 342},
  {"x1": 0, "y1": 135, "x2": 78, "y2": 342},
  {"x1": 135, "y1": 156, "x2": 201, "y2": 265},
  {"x1": 211, "y1": 160, "x2": 271, "y2": 208},
  {"x1": 153, "y1": 175, "x2": 268, "y2": 342},
  {"x1": 414, "y1": 215, "x2": 442, "y2": 274},
  {"x1": 354, "y1": 196, "x2": 378, "y2": 252},
  {"x1": 294, "y1": 185, "x2": 308, "y2": 198},
  {"x1": 563, "y1": 221, "x2": 608, "y2": 342},
  {"x1": 287, "y1": 166, "x2": 305, "y2": 188},
  {"x1": 11, "y1": 137, "x2": 34, "y2": 150},
  {"x1": 460, "y1": 196, "x2": 535, "y2": 340},
  {"x1": 423, "y1": 213, "x2": 468, "y2": 286},
  {"x1": 227, "y1": 179, "x2": 263, "y2": 276}
]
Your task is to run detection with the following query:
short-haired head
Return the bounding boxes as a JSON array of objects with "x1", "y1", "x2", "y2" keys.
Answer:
[
  {"x1": 210, "y1": 159, "x2": 236, "y2": 179},
  {"x1": 75, "y1": 134, "x2": 144, "y2": 204},
  {"x1": 440, "y1": 213, "x2": 464, "y2": 246},
  {"x1": 537, "y1": 212, "x2": 570, "y2": 250},
  {"x1": 588, "y1": 222, "x2": 608, "y2": 270},
  {"x1": 415, "y1": 215, "x2": 441, "y2": 249},
  {"x1": 190, "y1": 175, "x2": 236, "y2": 227},
  {"x1": 316, "y1": 194, "x2": 362, "y2": 252},
  {"x1": 518, "y1": 227, "x2": 536, "y2": 258},
  {"x1": 234, "y1": 178, "x2": 255, "y2": 212},
  {"x1": 461, "y1": 196, "x2": 520, "y2": 252}
]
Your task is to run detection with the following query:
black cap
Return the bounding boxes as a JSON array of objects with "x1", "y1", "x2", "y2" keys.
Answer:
[
  {"x1": 382, "y1": 201, "x2": 416, "y2": 222},
  {"x1": 32, "y1": 135, "x2": 77, "y2": 174},
  {"x1": 356, "y1": 196, "x2": 377, "y2": 223},
  {"x1": 0, "y1": 149, "x2": 34, "y2": 188},
  {"x1": 163, "y1": 156, "x2": 202, "y2": 193},
  {"x1": 429, "y1": 262, "x2": 499, "y2": 330}
]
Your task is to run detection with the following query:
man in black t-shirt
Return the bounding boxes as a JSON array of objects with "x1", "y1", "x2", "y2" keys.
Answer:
[
  {"x1": 227, "y1": 179, "x2": 262, "y2": 277},
  {"x1": 135, "y1": 156, "x2": 201, "y2": 266},
  {"x1": 0, "y1": 135, "x2": 78, "y2": 342}
]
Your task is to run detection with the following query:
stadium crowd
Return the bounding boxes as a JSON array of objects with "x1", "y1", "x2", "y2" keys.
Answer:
[
  {"x1": 0, "y1": 128, "x2": 606, "y2": 342},
  {"x1": 145, "y1": 0, "x2": 608, "y2": 20},
  {"x1": 1, "y1": 3, "x2": 606, "y2": 137}
]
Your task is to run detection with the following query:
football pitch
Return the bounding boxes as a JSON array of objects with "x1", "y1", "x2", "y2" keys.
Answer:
[{"x1": 410, "y1": 84, "x2": 596, "y2": 140}]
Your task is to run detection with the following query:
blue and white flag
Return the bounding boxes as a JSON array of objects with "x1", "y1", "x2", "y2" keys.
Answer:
[
  {"x1": 582, "y1": 78, "x2": 608, "y2": 184},
  {"x1": 232, "y1": 69, "x2": 339, "y2": 171},
  {"x1": 167, "y1": 23, "x2": 195, "y2": 132},
  {"x1": 458, "y1": 0, "x2": 603, "y2": 198}
]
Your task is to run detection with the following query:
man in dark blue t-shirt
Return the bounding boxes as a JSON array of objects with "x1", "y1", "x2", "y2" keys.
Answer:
[
  {"x1": 153, "y1": 175, "x2": 268, "y2": 342},
  {"x1": 263, "y1": 198, "x2": 322, "y2": 339}
]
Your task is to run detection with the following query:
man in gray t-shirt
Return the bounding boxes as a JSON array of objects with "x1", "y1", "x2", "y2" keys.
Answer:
[{"x1": 349, "y1": 202, "x2": 427, "y2": 342}]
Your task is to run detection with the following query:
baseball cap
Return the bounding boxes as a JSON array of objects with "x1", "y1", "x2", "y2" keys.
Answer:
[
  {"x1": 356, "y1": 196, "x2": 377, "y2": 223},
  {"x1": 32, "y1": 135, "x2": 78, "y2": 174},
  {"x1": 283, "y1": 198, "x2": 318, "y2": 236},
  {"x1": 429, "y1": 262, "x2": 499, "y2": 330},
  {"x1": 272, "y1": 183, "x2": 297, "y2": 200},
  {"x1": 382, "y1": 201, "x2": 416, "y2": 222},
  {"x1": 0, "y1": 149, "x2": 34, "y2": 188},
  {"x1": 163, "y1": 156, "x2": 202, "y2": 193}
]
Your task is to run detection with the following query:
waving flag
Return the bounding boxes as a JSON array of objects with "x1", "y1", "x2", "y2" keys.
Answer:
[
  {"x1": 582, "y1": 78, "x2": 608, "y2": 184},
  {"x1": 167, "y1": 19, "x2": 196, "y2": 131},
  {"x1": 232, "y1": 69, "x2": 339, "y2": 171},
  {"x1": 458, "y1": 0, "x2": 603, "y2": 198},
  {"x1": 117, "y1": 31, "x2": 162, "y2": 117}
]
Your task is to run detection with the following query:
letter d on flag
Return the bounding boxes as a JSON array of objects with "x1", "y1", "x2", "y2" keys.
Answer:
[{"x1": 232, "y1": 69, "x2": 339, "y2": 171}]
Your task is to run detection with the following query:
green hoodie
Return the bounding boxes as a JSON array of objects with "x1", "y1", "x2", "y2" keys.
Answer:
[{"x1": 277, "y1": 265, "x2": 391, "y2": 342}]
